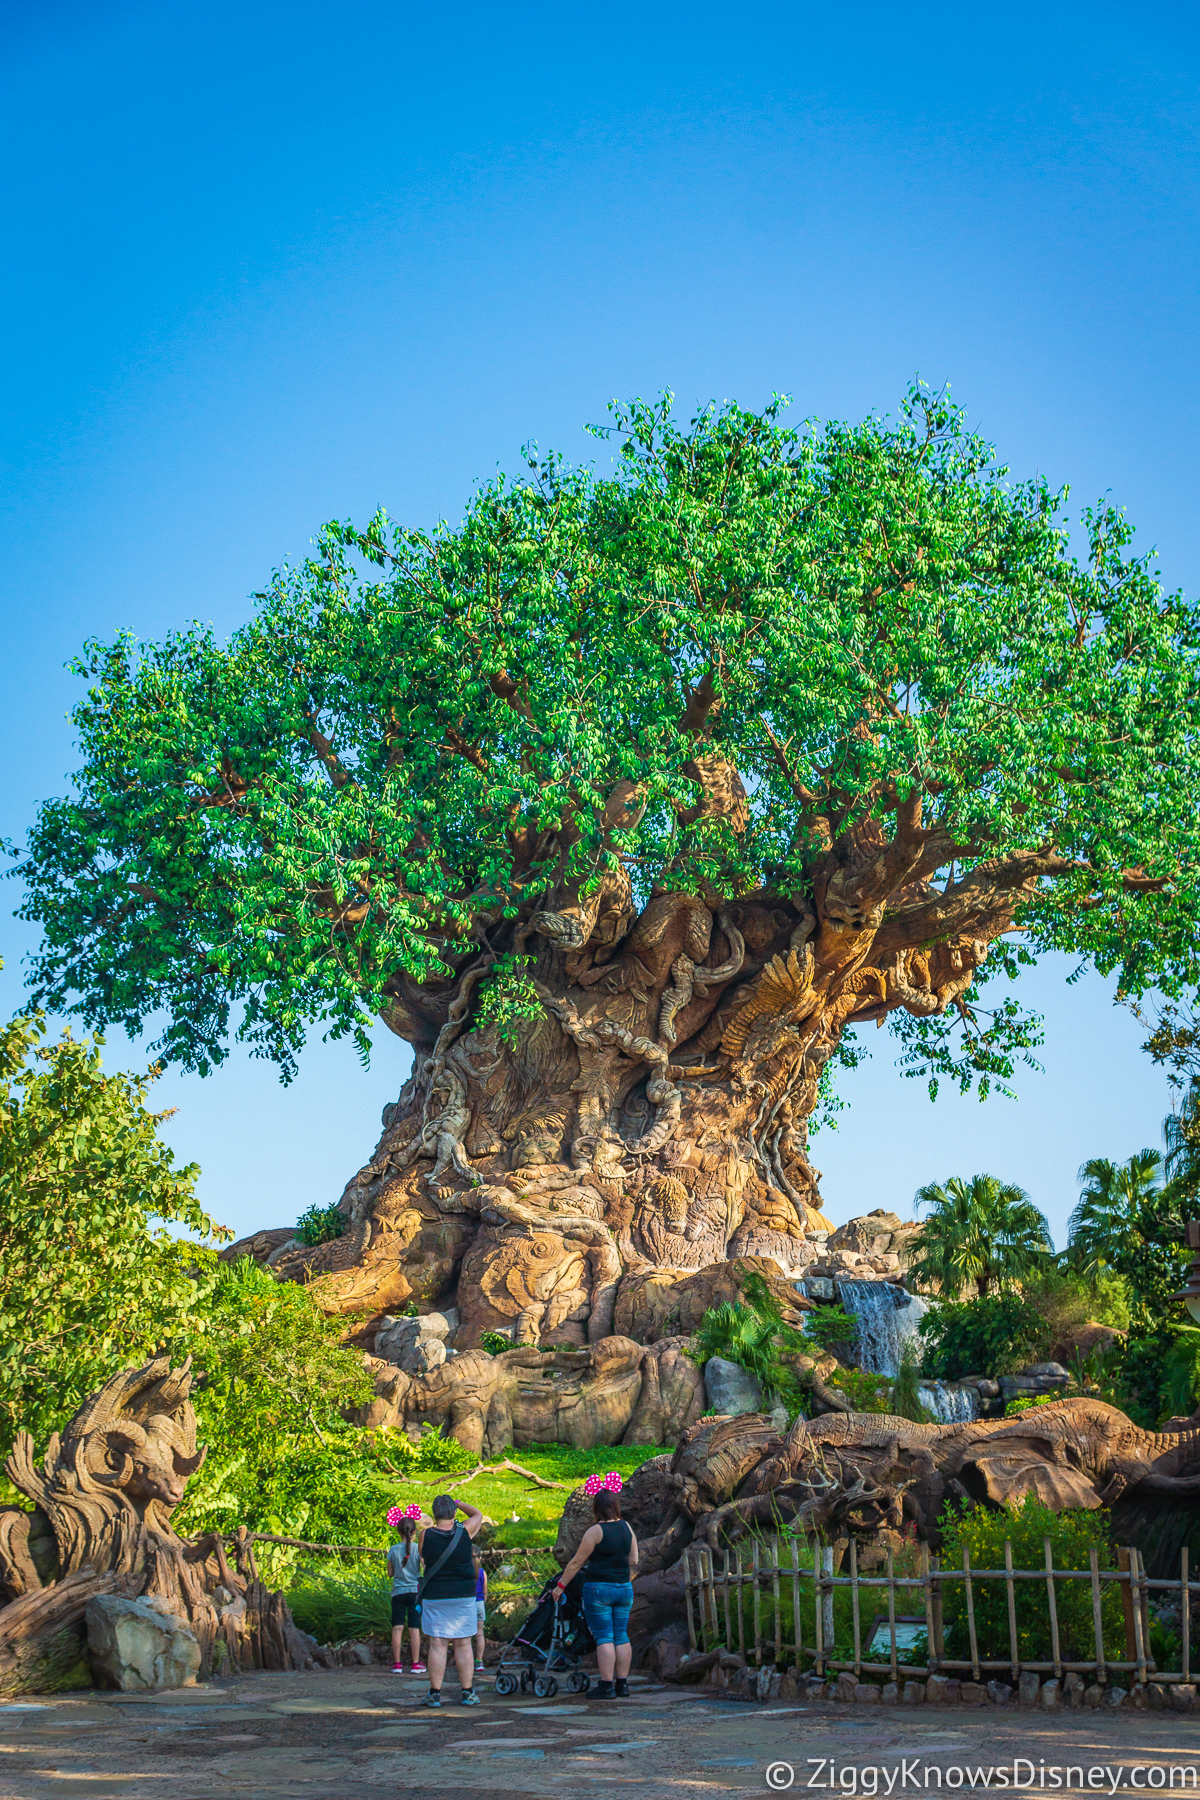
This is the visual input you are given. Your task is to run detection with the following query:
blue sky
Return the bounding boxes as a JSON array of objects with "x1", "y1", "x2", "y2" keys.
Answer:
[{"x1": 2, "y1": 0, "x2": 1197, "y2": 1249}]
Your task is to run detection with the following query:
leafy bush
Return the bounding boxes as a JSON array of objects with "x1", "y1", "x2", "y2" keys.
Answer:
[
  {"x1": 295, "y1": 1204, "x2": 346, "y2": 1247},
  {"x1": 0, "y1": 1012, "x2": 224, "y2": 1459},
  {"x1": 691, "y1": 1270, "x2": 812, "y2": 1414},
  {"x1": 287, "y1": 1561, "x2": 389, "y2": 1644},
  {"x1": 891, "y1": 1344, "x2": 931, "y2": 1423},
  {"x1": 171, "y1": 1257, "x2": 436, "y2": 1577},
  {"x1": 918, "y1": 1292, "x2": 1047, "y2": 1380},
  {"x1": 1003, "y1": 1395, "x2": 1059, "y2": 1417},
  {"x1": 939, "y1": 1496, "x2": 1124, "y2": 1665},
  {"x1": 801, "y1": 1307, "x2": 861, "y2": 1356},
  {"x1": 480, "y1": 1331, "x2": 513, "y2": 1355},
  {"x1": 827, "y1": 1369, "x2": 894, "y2": 1412}
]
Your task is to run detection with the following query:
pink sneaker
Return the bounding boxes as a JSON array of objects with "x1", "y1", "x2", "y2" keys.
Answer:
[
  {"x1": 410, "y1": 1662, "x2": 427, "y2": 1675},
  {"x1": 391, "y1": 1663, "x2": 405, "y2": 1673}
]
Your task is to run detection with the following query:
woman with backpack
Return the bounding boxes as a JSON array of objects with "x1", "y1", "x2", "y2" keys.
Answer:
[{"x1": 418, "y1": 1494, "x2": 485, "y2": 1707}]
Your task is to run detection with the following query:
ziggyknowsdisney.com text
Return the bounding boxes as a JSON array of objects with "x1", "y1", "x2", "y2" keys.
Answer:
[{"x1": 766, "y1": 1762, "x2": 1200, "y2": 1793}]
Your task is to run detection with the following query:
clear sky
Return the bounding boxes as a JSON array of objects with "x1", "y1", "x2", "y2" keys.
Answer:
[{"x1": 2, "y1": 0, "x2": 1197, "y2": 1251}]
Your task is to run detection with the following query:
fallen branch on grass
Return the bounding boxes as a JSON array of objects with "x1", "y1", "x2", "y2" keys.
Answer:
[{"x1": 443, "y1": 1459, "x2": 568, "y2": 1492}]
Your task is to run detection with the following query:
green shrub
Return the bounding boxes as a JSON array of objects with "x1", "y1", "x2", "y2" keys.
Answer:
[
  {"x1": 918, "y1": 1292, "x2": 1047, "y2": 1379},
  {"x1": 802, "y1": 1307, "x2": 861, "y2": 1356},
  {"x1": 0, "y1": 1012, "x2": 223, "y2": 1459},
  {"x1": 1004, "y1": 1395, "x2": 1059, "y2": 1417},
  {"x1": 691, "y1": 1270, "x2": 812, "y2": 1415},
  {"x1": 828, "y1": 1369, "x2": 895, "y2": 1413},
  {"x1": 287, "y1": 1561, "x2": 389, "y2": 1643},
  {"x1": 939, "y1": 1496, "x2": 1124, "y2": 1665},
  {"x1": 295, "y1": 1203, "x2": 346, "y2": 1247},
  {"x1": 480, "y1": 1331, "x2": 513, "y2": 1356}
]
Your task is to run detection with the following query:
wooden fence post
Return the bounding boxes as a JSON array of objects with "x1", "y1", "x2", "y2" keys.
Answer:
[
  {"x1": 1182, "y1": 1547, "x2": 1190, "y2": 1686},
  {"x1": 684, "y1": 1545, "x2": 698, "y2": 1652},
  {"x1": 814, "y1": 1542, "x2": 825, "y2": 1679},
  {"x1": 961, "y1": 1546, "x2": 980, "y2": 1684},
  {"x1": 1043, "y1": 1537, "x2": 1062, "y2": 1681},
  {"x1": 930, "y1": 1553, "x2": 945, "y2": 1667},
  {"x1": 921, "y1": 1543, "x2": 937, "y2": 1677},
  {"x1": 1129, "y1": 1548, "x2": 1148, "y2": 1686},
  {"x1": 736, "y1": 1543, "x2": 746, "y2": 1657},
  {"x1": 1117, "y1": 1547, "x2": 1138, "y2": 1666},
  {"x1": 752, "y1": 1539, "x2": 763, "y2": 1667},
  {"x1": 772, "y1": 1536, "x2": 783, "y2": 1666},
  {"x1": 791, "y1": 1536, "x2": 804, "y2": 1672},
  {"x1": 850, "y1": 1537, "x2": 862, "y2": 1679},
  {"x1": 723, "y1": 1547, "x2": 733, "y2": 1655},
  {"x1": 1089, "y1": 1546, "x2": 1106, "y2": 1684},
  {"x1": 887, "y1": 1547, "x2": 899, "y2": 1683},
  {"x1": 821, "y1": 1543, "x2": 835, "y2": 1656},
  {"x1": 1004, "y1": 1540, "x2": 1019, "y2": 1681}
]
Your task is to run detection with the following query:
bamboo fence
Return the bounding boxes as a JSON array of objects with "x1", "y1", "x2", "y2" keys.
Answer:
[
  {"x1": 209, "y1": 1530, "x2": 557, "y2": 1591},
  {"x1": 682, "y1": 1534, "x2": 1196, "y2": 1687}
]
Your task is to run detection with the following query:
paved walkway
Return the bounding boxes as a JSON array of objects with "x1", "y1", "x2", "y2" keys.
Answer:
[{"x1": 3, "y1": 1670, "x2": 1200, "y2": 1799}]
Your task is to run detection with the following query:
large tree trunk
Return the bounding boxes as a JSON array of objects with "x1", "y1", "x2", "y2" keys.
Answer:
[{"x1": 266, "y1": 857, "x2": 992, "y2": 1345}]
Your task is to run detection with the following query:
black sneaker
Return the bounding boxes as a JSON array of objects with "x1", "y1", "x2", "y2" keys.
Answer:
[
  {"x1": 614, "y1": 1678, "x2": 629, "y2": 1697},
  {"x1": 594, "y1": 1680, "x2": 616, "y2": 1698},
  {"x1": 424, "y1": 1689, "x2": 441, "y2": 1708}
]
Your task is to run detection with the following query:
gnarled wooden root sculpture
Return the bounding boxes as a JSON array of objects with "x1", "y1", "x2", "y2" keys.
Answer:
[
  {"x1": 0, "y1": 1360, "x2": 313, "y2": 1690},
  {"x1": 631, "y1": 1399, "x2": 1200, "y2": 1577}
]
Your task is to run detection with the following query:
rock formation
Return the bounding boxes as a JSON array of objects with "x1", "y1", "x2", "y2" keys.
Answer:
[
  {"x1": 0, "y1": 1359, "x2": 312, "y2": 1694},
  {"x1": 358, "y1": 1334, "x2": 704, "y2": 1456}
]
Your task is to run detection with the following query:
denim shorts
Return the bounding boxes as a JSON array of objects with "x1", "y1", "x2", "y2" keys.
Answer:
[{"x1": 582, "y1": 1580, "x2": 634, "y2": 1646}]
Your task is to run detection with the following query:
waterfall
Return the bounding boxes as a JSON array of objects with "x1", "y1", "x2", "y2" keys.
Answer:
[
  {"x1": 832, "y1": 1278, "x2": 928, "y2": 1377},
  {"x1": 803, "y1": 1275, "x2": 981, "y2": 1420},
  {"x1": 918, "y1": 1381, "x2": 980, "y2": 1423}
]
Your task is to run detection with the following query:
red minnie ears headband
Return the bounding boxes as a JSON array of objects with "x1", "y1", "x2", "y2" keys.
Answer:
[
  {"x1": 386, "y1": 1503, "x2": 423, "y2": 1527},
  {"x1": 584, "y1": 1472, "x2": 623, "y2": 1496}
]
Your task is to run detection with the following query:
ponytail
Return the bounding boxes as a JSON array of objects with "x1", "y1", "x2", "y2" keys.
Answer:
[{"x1": 401, "y1": 1516, "x2": 417, "y2": 1547}]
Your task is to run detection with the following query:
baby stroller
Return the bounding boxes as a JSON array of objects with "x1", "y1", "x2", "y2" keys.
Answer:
[{"x1": 493, "y1": 1570, "x2": 595, "y2": 1698}]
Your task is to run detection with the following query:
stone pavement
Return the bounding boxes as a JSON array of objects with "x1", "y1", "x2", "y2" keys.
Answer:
[{"x1": 3, "y1": 1669, "x2": 1200, "y2": 1800}]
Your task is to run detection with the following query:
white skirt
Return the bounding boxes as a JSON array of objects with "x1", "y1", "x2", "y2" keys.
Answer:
[{"x1": 420, "y1": 1596, "x2": 478, "y2": 1640}]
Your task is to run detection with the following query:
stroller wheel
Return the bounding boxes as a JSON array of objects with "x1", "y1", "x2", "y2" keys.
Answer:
[
  {"x1": 568, "y1": 1672, "x2": 590, "y2": 1694},
  {"x1": 533, "y1": 1675, "x2": 558, "y2": 1699},
  {"x1": 494, "y1": 1672, "x2": 519, "y2": 1697}
]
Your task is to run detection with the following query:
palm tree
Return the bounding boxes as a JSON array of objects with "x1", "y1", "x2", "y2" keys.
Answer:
[
  {"x1": 1067, "y1": 1149, "x2": 1164, "y2": 1277},
  {"x1": 909, "y1": 1174, "x2": 1053, "y2": 1299},
  {"x1": 1164, "y1": 1081, "x2": 1200, "y2": 1204},
  {"x1": 1065, "y1": 1147, "x2": 1190, "y2": 1329}
]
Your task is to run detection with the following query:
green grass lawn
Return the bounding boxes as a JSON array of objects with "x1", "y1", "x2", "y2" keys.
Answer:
[
  {"x1": 391, "y1": 1440, "x2": 665, "y2": 1547},
  {"x1": 285, "y1": 1440, "x2": 666, "y2": 1644}
]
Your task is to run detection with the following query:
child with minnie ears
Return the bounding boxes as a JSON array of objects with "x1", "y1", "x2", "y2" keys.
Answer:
[{"x1": 386, "y1": 1504, "x2": 427, "y2": 1674}]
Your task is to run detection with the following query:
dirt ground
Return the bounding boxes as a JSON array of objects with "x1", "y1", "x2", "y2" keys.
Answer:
[{"x1": 3, "y1": 1668, "x2": 1200, "y2": 1800}]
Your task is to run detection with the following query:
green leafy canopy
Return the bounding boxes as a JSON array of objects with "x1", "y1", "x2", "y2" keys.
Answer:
[
  {"x1": 18, "y1": 386, "x2": 1200, "y2": 1082},
  {"x1": 0, "y1": 1009, "x2": 224, "y2": 1458}
]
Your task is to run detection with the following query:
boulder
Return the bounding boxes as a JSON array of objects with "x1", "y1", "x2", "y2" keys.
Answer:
[
  {"x1": 613, "y1": 1258, "x2": 801, "y2": 1345},
  {"x1": 85, "y1": 1594, "x2": 200, "y2": 1692},
  {"x1": 704, "y1": 1357, "x2": 763, "y2": 1416},
  {"x1": 622, "y1": 1338, "x2": 705, "y2": 1446}
]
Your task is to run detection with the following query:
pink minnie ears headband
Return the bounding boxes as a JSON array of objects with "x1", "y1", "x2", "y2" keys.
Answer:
[
  {"x1": 387, "y1": 1504, "x2": 423, "y2": 1527},
  {"x1": 584, "y1": 1472, "x2": 623, "y2": 1496}
]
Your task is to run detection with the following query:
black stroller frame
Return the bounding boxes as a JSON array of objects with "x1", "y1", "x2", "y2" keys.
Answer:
[{"x1": 492, "y1": 1572, "x2": 594, "y2": 1700}]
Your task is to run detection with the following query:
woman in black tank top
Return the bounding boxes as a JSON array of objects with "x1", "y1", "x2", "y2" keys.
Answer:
[{"x1": 553, "y1": 1489, "x2": 638, "y2": 1697}]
